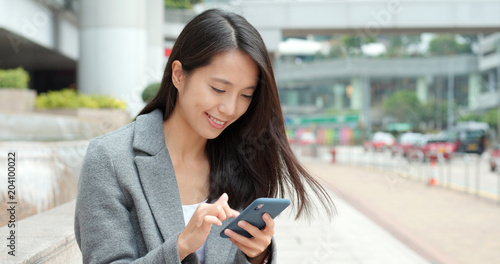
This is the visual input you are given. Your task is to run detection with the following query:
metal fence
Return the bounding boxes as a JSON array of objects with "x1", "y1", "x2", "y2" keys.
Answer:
[{"x1": 292, "y1": 144, "x2": 500, "y2": 203}]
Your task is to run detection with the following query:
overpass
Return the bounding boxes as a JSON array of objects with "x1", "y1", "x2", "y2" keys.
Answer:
[
  {"x1": 198, "y1": 0, "x2": 500, "y2": 51},
  {"x1": 1, "y1": 0, "x2": 500, "y2": 116}
]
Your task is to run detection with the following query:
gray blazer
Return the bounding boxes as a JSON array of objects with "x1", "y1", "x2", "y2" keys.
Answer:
[{"x1": 74, "y1": 109, "x2": 276, "y2": 264}]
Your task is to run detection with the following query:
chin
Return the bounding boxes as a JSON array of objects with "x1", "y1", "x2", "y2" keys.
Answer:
[{"x1": 201, "y1": 130, "x2": 223, "y2": 140}]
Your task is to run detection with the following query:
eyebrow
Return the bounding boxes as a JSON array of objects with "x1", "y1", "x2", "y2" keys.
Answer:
[{"x1": 211, "y1": 77, "x2": 256, "y2": 90}]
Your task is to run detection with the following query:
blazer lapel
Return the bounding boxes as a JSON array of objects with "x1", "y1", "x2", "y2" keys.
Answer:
[
  {"x1": 133, "y1": 109, "x2": 186, "y2": 243},
  {"x1": 134, "y1": 151, "x2": 185, "y2": 242}
]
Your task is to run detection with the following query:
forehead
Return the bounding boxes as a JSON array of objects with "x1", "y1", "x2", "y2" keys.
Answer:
[{"x1": 197, "y1": 50, "x2": 259, "y2": 87}]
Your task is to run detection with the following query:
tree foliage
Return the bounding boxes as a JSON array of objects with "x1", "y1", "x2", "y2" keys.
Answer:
[
  {"x1": 481, "y1": 108, "x2": 498, "y2": 128},
  {"x1": 341, "y1": 35, "x2": 376, "y2": 56},
  {"x1": 428, "y1": 34, "x2": 472, "y2": 56},
  {"x1": 165, "y1": 0, "x2": 202, "y2": 9},
  {"x1": 386, "y1": 35, "x2": 421, "y2": 57},
  {"x1": 383, "y1": 90, "x2": 424, "y2": 127},
  {"x1": 422, "y1": 100, "x2": 453, "y2": 128}
]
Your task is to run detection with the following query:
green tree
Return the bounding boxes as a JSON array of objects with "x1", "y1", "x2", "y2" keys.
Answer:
[
  {"x1": 165, "y1": 0, "x2": 202, "y2": 9},
  {"x1": 481, "y1": 108, "x2": 498, "y2": 128},
  {"x1": 386, "y1": 34, "x2": 422, "y2": 57},
  {"x1": 421, "y1": 100, "x2": 458, "y2": 130},
  {"x1": 341, "y1": 35, "x2": 376, "y2": 56},
  {"x1": 383, "y1": 90, "x2": 424, "y2": 127},
  {"x1": 428, "y1": 34, "x2": 472, "y2": 56},
  {"x1": 458, "y1": 112, "x2": 482, "y2": 122}
]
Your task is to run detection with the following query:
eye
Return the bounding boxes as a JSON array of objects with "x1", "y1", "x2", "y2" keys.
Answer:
[
  {"x1": 211, "y1": 86, "x2": 225, "y2": 94},
  {"x1": 242, "y1": 94, "x2": 253, "y2": 100}
]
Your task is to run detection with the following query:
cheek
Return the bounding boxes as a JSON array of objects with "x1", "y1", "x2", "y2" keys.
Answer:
[
  {"x1": 181, "y1": 85, "x2": 208, "y2": 110},
  {"x1": 236, "y1": 100, "x2": 252, "y2": 118}
]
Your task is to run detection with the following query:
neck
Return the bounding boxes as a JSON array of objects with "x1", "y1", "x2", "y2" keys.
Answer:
[{"x1": 163, "y1": 108, "x2": 207, "y2": 163}]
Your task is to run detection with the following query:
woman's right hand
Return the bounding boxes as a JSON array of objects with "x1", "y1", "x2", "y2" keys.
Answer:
[{"x1": 177, "y1": 193, "x2": 240, "y2": 260}]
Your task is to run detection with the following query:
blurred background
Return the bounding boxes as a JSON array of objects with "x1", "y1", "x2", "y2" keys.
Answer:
[{"x1": 1, "y1": 0, "x2": 500, "y2": 263}]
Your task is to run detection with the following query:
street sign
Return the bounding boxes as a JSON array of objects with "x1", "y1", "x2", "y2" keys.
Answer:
[{"x1": 286, "y1": 115, "x2": 359, "y2": 126}]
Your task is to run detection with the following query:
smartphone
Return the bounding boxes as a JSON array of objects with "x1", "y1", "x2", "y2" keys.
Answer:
[{"x1": 220, "y1": 198, "x2": 290, "y2": 238}]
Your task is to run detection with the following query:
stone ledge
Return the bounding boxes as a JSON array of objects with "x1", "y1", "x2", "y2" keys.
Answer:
[
  {"x1": 35, "y1": 108, "x2": 131, "y2": 137},
  {"x1": 0, "y1": 200, "x2": 82, "y2": 264},
  {"x1": 0, "y1": 89, "x2": 37, "y2": 114}
]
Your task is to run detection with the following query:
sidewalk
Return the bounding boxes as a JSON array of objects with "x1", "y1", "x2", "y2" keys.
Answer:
[
  {"x1": 274, "y1": 189, "x2": 429, "y2": 264},
  {"x1": 273, "y1": 161, "x2": 431, "y2": 263},
  {"x1": 296, "y1": 161, "x2": 500, "y2": 264}
]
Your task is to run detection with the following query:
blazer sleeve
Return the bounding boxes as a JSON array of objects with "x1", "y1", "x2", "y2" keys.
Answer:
[{"x1": 74, "y1": 139, "x2": 183, "y2": 264}]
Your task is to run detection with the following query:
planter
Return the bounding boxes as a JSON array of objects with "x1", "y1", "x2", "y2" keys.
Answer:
[
  {"x1": 0, "y1": 88, "x2": 37, "y2": 113},
  {"x1": 36, "y1": 108, "x2": 131, "y2": 137}
]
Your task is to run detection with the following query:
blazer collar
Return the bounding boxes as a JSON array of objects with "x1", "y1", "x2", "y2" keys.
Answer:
[{"x1": 133, "y1": 108, "x2": 166, "y2": 156}]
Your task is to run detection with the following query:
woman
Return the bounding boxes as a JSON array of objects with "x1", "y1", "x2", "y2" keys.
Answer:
[{"x1": 75, "y1": 9, "x2": 334, "y2": 264}]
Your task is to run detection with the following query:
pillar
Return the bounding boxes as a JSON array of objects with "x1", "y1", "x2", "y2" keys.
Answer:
[
  {"x1": 333, "y1": 84, "x2": 344, "y2": 110},
  {"x1": 468, "y1": 73, "x2": 480, "y2": 110},
  {"x1": 287, "y1": 90, "x2": 299, "y2": 106},
  {"x1": 349, "y1": 77, "x2": 363, "y2": 110},
  {"x1": 79, "y1": 0, "x2": 161, "y2": 117},
  {"x1": 147, "y1": 0, "x2": 165, "y2": 82},
  {"x1": 488, "y1": 70, "x2": 496, "y2": 92},
  {"x1": 416, "y1": 77, "x2": 429, "y2": 104},
  {"x1": 362, "y1": 77, "x2": 371, "y2": 136}
]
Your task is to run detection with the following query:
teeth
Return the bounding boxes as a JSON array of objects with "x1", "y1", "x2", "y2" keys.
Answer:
[{"x1": 209, "y1": 115, "x2": 225, "y2": 125}]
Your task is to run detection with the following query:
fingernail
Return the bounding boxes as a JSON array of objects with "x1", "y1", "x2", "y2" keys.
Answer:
[
  {"x1": 238, "y1": 221, "x2": 245, "y2": 227},
  {"x1": 225, "y1": 229, "x2": 232, "y2": 236},
  {"x1": 264, "y1": 214, "x2": 270, "y2": 220}
]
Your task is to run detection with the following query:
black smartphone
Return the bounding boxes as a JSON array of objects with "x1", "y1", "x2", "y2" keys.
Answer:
[{"x1": 220, "y1": 198, "x2": 290, "y2": 238}]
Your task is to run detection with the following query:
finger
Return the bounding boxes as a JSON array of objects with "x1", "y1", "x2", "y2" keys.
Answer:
[
  {"x1": 237, "y1": 220, "x2": 263, "y2": 240},
  {"x1": 261, "y1": 213, "x2": 275, "y2": 234},
  {"x1": 229, "y1": 238, "x2": 261, "y2": 258},
  {"x1": 230, "y1": 209, "x2": 240, "y2": 218},
  {"x1": 224, "y1": 227, "x2": 259, "y2": 250},
  {"x1": 215, "y1": 193, "x2": 235, "y2": 219},
  {"x1": 216, "y1": 205, "x2": 227, "y2": 221},
  {"x1": 198, "y1": 215, "x2": 222, "y2": 228},
  {"x1": 215, "y1": 193, "x2": 228, "y2": 205}
]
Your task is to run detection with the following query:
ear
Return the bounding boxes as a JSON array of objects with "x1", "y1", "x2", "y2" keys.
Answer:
[{"x1": 171, "y1": 60, "x2": 185, "y2": 92}]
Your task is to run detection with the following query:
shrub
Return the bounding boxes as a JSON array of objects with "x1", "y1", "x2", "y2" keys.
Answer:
[
  {"x1": 35, "y1": 88, "x2": 126, "y2": 110},
  {"x1": 142, "y1": 82, "x2": 161, "y2": 103},
  {"x1": 0, "y1": 67, "x2": 30, "y2": 89}
]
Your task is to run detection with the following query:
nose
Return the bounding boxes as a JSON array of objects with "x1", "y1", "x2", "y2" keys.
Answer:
[{"x1": 217, "y1": 95, "x2": 238, "y2": 118}]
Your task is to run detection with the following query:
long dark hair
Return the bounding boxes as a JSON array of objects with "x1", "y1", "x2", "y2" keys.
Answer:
[{"x1": 138, "y1": 9, "x2": 334, "y2": 218}]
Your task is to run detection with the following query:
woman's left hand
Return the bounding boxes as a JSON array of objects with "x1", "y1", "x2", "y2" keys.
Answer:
[{"x1": 223, "y1": 213, "x2": 274, "y2": 263}]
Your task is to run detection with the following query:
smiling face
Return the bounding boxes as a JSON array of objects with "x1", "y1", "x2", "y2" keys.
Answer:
[{"x1": 171, "y1": 50, "x2": 259, "y2": 140}]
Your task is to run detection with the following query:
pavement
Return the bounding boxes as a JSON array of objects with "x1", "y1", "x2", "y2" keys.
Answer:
[{"x1": 274, "y1": 160, "x2": 500, "y2": 264}]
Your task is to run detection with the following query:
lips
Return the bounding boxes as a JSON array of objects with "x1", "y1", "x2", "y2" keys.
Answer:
[{"x1": 206, "y1": 113, "x2": 227, "y2": 129}]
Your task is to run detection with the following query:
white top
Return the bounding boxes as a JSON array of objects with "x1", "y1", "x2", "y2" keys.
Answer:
[{"x1": 182, "y1": 199, "x2": 208, "y2": 263}]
